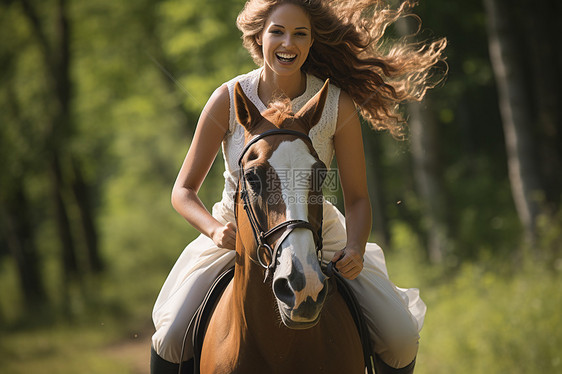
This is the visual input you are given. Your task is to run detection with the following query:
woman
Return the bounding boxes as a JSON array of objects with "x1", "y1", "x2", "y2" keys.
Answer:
[{"x1": 151, "y1": 1, "x2": 446, "y2": 373}]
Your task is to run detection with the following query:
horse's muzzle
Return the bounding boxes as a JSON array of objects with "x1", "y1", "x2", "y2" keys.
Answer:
[{"x1": 273, "y1": 274, "x2": 329, "y2": 329}]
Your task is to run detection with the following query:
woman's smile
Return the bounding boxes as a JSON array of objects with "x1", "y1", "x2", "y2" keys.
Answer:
[{"x1": 276, "y1": 52, "x2": 298, "y2": 63}]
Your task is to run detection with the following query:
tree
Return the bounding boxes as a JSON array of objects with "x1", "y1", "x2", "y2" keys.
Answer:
[
  {"x1": 20, "y1": 0, "x2": 103, "y2": 279},
  {"x1": 484, "y1": 0, "x2": 562, "y2": 245},
  {"x1": 0, "y1": 0, "x2": 108, "y2": 318},
  {"x1": 407, "y1": 99, "x2": 451, "y2": 263},
  {"x1": 393, "y1": 15, "x2": 451, "y2": 263},
  {"x1": 0, "y1": 1, "x2": 50, "y2": 314}
]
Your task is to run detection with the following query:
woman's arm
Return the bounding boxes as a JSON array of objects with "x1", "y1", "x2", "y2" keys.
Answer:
[
  {"x1": 331, "y1": 91, "x2": 372, "y2": 279},
  {"x1": 171, "y1": 84, "x2": 236, "y2": 250}
]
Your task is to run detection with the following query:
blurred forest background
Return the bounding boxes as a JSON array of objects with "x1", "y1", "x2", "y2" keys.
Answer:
[{"x1": 1, "y1": 0, "x2": 561, "y2": 373}]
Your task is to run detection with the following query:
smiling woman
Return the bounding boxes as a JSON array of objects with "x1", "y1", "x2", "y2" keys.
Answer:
[
  {"x1": 150, "y1": 1, "x2": 446, "y2": 373},
  {"x1": 257, "y1": 3, "x2": 313, "y2": 82}
]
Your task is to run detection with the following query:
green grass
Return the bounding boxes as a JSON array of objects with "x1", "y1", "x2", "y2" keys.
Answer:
[{"x1": 0, "y1": 322, "x2": 145, "y2": 374}]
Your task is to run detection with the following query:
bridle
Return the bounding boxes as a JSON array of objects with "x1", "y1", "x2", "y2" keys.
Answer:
[{"x1": 235, "y1": 129, "x2": 324, "y2": 282}]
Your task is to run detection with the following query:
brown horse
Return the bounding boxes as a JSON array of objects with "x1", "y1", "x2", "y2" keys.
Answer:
[{"x1": 200, "y1": 80, "x2": 364, "y2": 374}]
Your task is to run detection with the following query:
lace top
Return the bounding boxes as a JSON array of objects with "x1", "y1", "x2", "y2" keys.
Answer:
[{"x1": 219, "y1": 67, "x2": 341, "y2": 211}]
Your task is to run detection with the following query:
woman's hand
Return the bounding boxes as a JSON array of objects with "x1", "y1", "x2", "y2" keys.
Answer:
[
  {"x1": 211, "y1": 222, "x2": 237, "y2": 250},
  {"x1": 331, "y1": 246, "x2": 364, "y2": 280}
]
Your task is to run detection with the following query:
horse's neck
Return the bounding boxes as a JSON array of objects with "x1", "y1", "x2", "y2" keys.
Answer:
[
  {"x1": 211, "y1": 256, "x2": 365, "y2": 373},
  {"x1": 203, "y1": 254, "x2": 304, "y2": 372},
  {"x1": 232, "y1": 255, "x2": 277, "y2": 326},
  {"x1": 231, "y1": 255, "x2": 295, "y2": 352}
]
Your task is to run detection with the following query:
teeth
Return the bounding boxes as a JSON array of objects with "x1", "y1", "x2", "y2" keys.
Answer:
[{"x1": 277, "y1": 53, "x2": 297, "y2": 60}]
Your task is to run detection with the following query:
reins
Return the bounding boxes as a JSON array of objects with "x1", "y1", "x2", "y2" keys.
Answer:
[{"x1": 235, "y1": 129, "x2": 324, "y2": 282}]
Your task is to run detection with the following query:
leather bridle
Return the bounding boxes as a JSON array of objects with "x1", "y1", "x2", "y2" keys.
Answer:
[{"x1": 235, "y1": 129, "x2": 324, "y2": 282}]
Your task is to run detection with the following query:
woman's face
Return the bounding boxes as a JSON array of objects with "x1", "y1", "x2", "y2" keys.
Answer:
[{"x1": 257, "y1": 3, "x2": 313, "y2": 76}]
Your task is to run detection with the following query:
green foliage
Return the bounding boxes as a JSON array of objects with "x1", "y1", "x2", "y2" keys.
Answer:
[
  {"x1": 386, "y1": 222, "x2": 562, "y2": 374},
  {"x1": 535, "y1": 208, "x2": 562, "y2": 262},
  {"x1": 419, "y1": 262, "x2": 562, "y2": 374}
]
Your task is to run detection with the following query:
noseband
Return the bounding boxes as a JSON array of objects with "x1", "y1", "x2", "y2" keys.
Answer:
[{"x1": 235, "y1": 129, "x2": 324, "y2": 282}]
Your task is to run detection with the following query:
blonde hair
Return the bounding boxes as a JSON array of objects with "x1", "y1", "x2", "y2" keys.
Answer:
[{"x1": 237, "y1": 0, "x2": 447, "y2": 138}]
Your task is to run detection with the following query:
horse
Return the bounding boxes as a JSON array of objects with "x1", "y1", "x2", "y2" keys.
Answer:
[{"x1": 199, "y1": 80, "x2": 365, "y2": 374}]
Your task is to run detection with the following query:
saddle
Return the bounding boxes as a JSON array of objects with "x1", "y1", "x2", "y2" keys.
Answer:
[{"x1": 186, "y1": 266, "x2": 375, "y2": 374}]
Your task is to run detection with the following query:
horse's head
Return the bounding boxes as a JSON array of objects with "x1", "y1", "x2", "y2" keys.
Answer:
[{"x1": 233, "y1": 79, "x2": 330, "y2": 329}]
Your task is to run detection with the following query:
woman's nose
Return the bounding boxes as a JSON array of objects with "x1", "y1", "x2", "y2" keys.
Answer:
[{"x1": 282, "y1": 35, "x2": 294, "y2": 47}]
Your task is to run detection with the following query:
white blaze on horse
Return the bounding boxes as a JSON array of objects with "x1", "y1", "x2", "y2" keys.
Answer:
[{"x1": 199, "y1": 80, "x2": 365, "y2": 373}]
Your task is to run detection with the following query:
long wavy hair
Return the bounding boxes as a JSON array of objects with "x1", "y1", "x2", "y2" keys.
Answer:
[{"x1": 236, "y1": 0, "x2": 447, "y2": 138}]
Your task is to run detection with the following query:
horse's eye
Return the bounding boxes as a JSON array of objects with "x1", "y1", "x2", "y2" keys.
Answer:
[
  {"x1": 247, "y1": 150, "x2": 258, "y2": 162},
  {"x1": 245, "y1": 171, "x2": 262, "y2": 193}
]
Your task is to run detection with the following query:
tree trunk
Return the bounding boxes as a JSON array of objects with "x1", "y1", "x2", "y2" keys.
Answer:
[
  {"x1": 0, "y1": 180, "x2": 48, "y2": 311},
  {"x1": 71, "y1": 158, "x2": 103, "y2": 273},
  {"x1": 51, "y1": 152, "x2": 80, "y2": 280},
  {"x1": 21, "y1": 0, "x2": 102, "y2": 281},
  {"x1": 523, "y1": 0, "x2": 562, "y2": 211},
  {"x1": 395, "y1": 18, "x2": 450, "y2": 263},
  {"x1": 484, "y1": 0, "x2": 543, "y2": 243},
  {"x1": 408, "y1": 100, "x2": 449, "y2": 264}
]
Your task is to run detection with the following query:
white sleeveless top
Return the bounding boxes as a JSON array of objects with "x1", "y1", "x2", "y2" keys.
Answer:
[{"x1": 219, "y1": 67, "x2": 341, "y2": 211}]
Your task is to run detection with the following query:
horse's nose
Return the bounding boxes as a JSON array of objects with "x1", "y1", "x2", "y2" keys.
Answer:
[
  {"x1": 273, "y1": 262, "x2": 328, "y2": 310},
  {"x1": 273, "y1": 277, "x2": 296, "y2": 308}
]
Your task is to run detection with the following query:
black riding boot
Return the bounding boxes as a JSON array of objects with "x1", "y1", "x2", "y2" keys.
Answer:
[
  {"x1": 150, "y1": 347, "x2": 194, "y2": 374},
  {"x1": 374, "y1": 356, "x2": 416, "y2": 374}
]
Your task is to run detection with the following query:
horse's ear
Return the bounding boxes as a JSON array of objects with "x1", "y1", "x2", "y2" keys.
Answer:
[
  {"x1": 295, "y1": 79, "x2": 330, "y2": 132},
  {"x1": 234, "y1": 81, "x2": 262, "y2": 131}
]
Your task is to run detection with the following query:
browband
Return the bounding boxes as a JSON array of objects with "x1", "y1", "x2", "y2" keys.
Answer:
[{"x1": 237, "y1": 129, "x2": 312, "y2": 167}]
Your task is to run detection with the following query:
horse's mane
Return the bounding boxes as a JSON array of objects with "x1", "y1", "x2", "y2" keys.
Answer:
[{"x1": 263, "y1": 98, "x2": 295, "y2": 128}]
